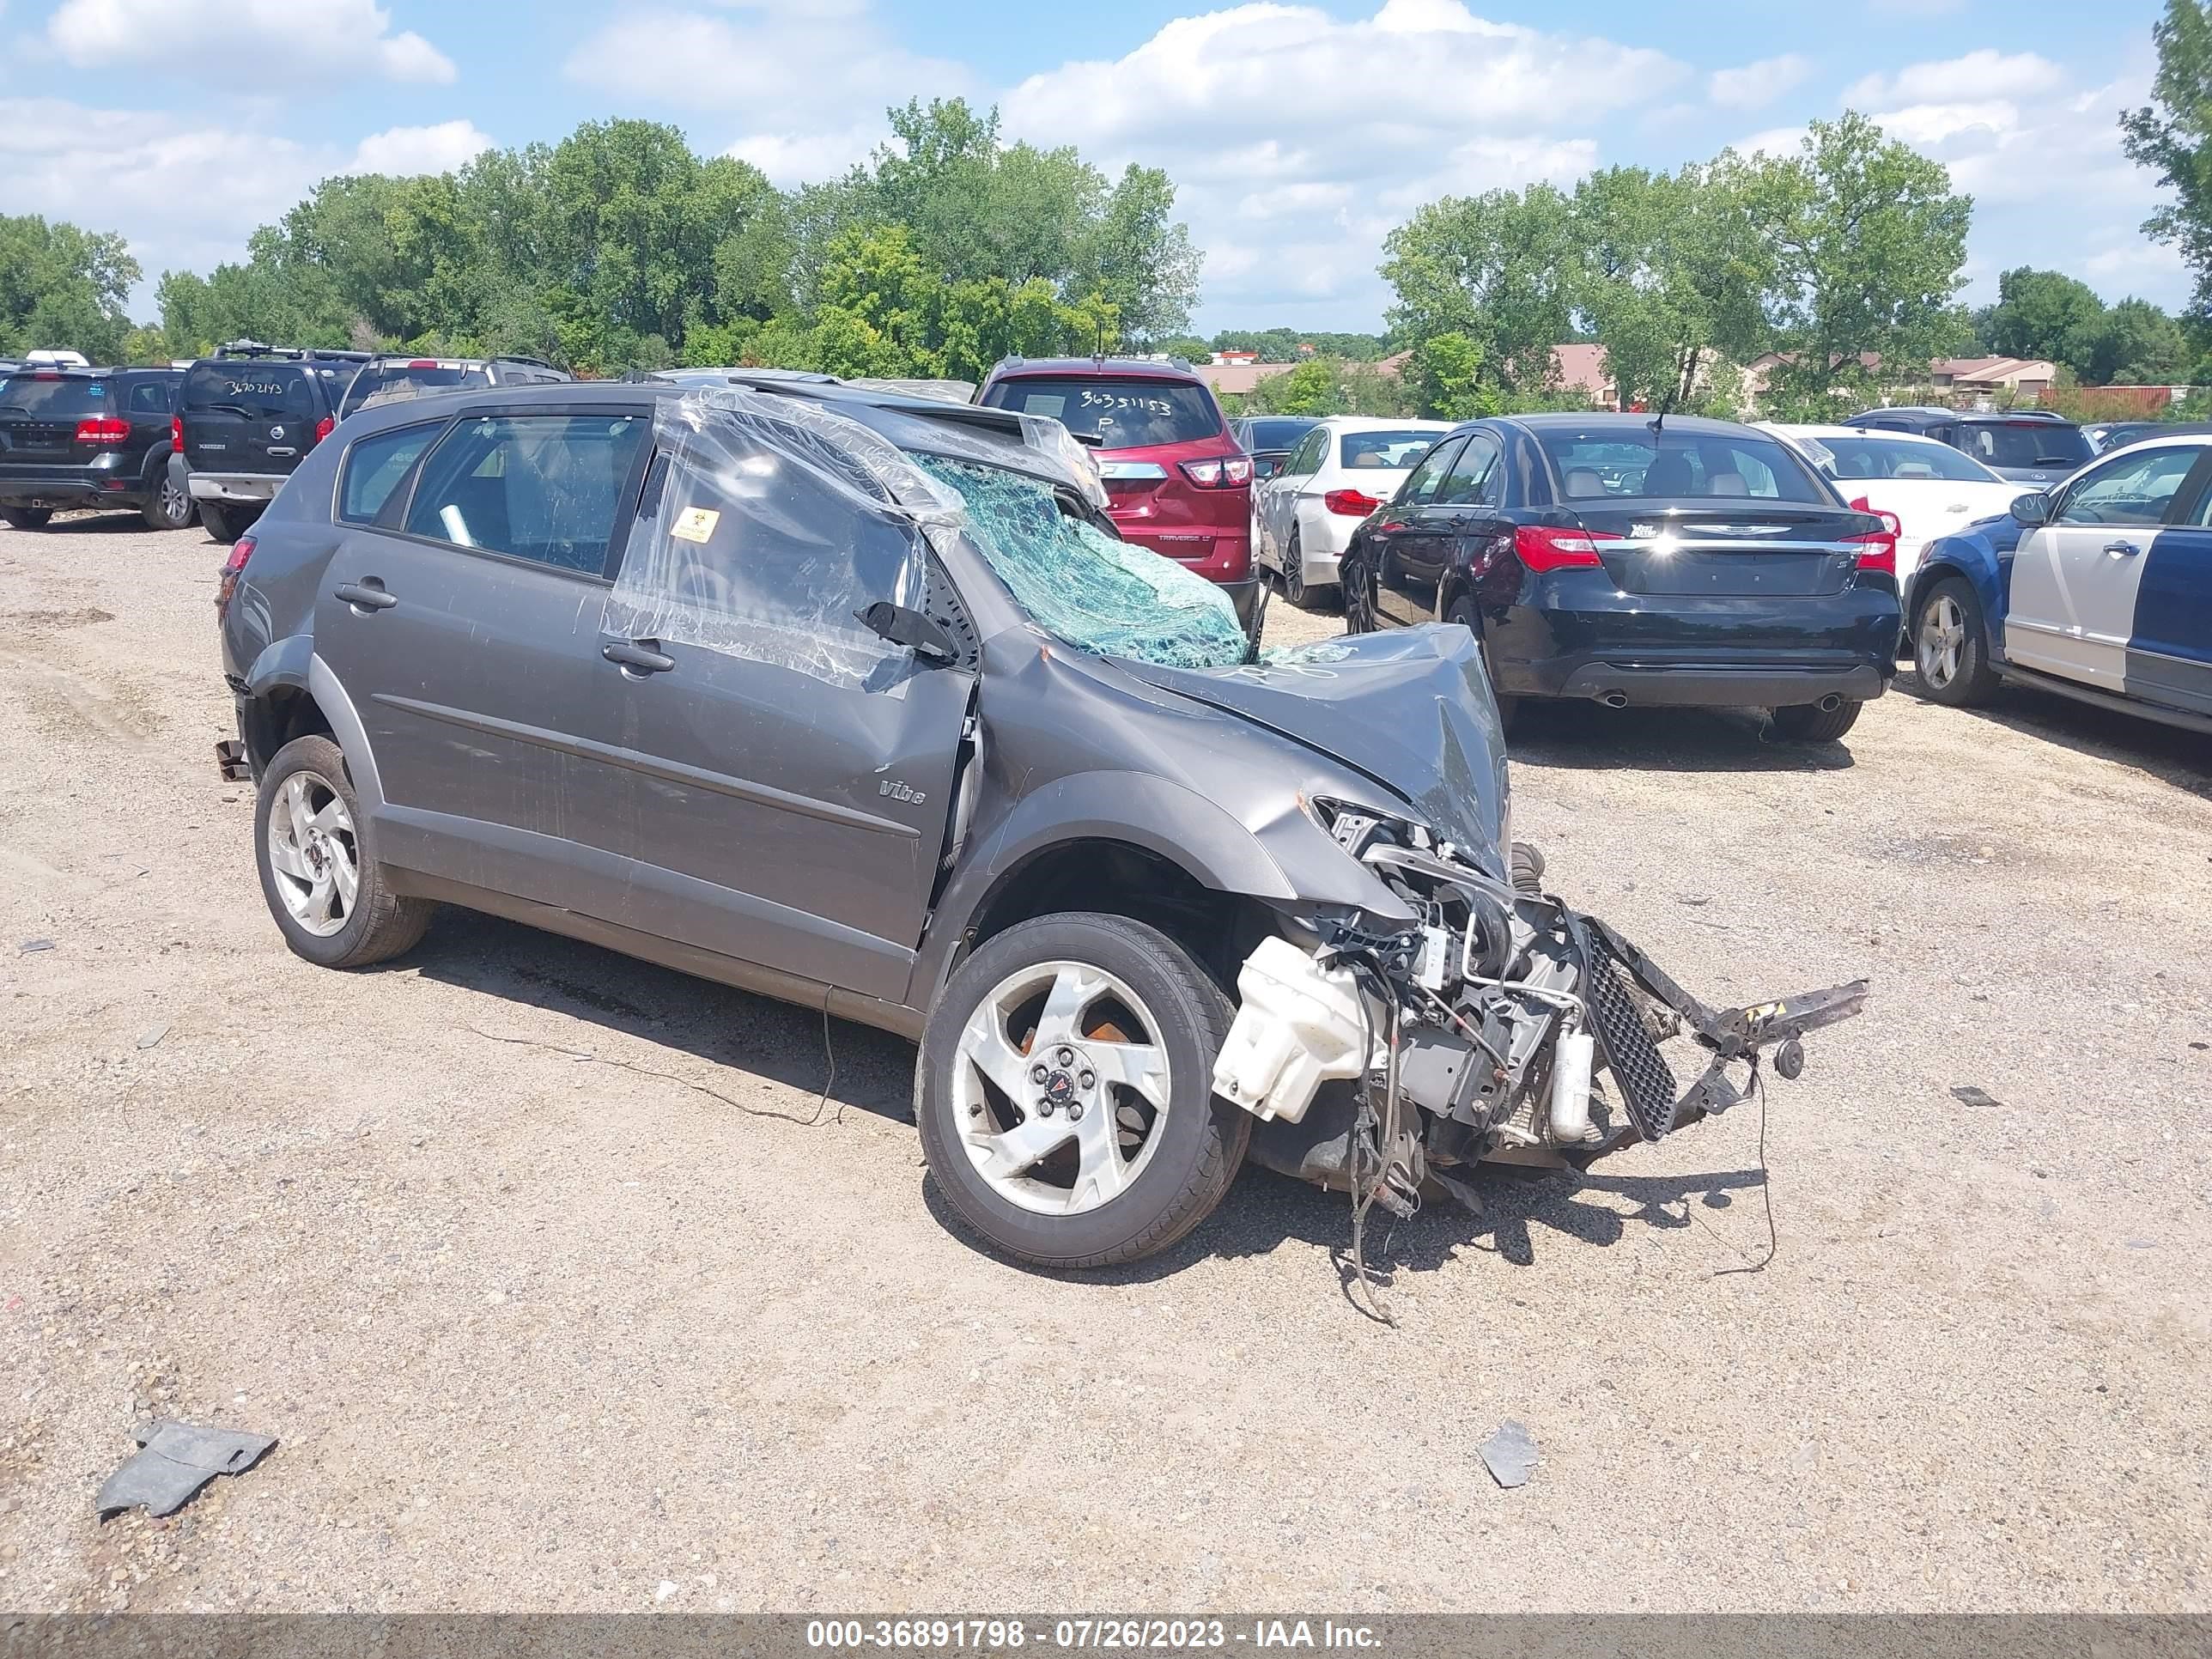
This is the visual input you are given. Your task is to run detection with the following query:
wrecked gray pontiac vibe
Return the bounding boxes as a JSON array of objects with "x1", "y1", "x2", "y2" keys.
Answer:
[{"x1": 216, "y1": 375, "x2": 1866, "y2": 1269}]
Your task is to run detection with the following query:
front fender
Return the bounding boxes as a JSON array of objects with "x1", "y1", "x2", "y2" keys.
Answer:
[{"x1": 1905, "y1": 528, "x2": 2012, "y2": 664}]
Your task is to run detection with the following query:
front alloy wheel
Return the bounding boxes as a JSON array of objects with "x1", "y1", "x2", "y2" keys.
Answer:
[
  {"x1": 917, "y1": 913, "x2": 1249, "y2": 1268},
  {"x1": 1917, "y1": 591, "x2": 1967, "y2": 690}
]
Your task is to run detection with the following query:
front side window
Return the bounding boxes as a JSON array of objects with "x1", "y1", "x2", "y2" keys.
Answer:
[
  {"x1": 404, "y1": 413, "x2": 646, "y2": 574},
  {"x1": 2055, "y1": 446, "x2": 2204, "y2": 527},
  {"x1": 339, "y1": 422, "x2": 444, "y2": 525},
  {"x1": 1398, "y1": 437, "x2": 1468, "y2": 507}
]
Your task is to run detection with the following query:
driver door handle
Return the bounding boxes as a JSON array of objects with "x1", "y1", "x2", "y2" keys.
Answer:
[
  {"x1": 603, "y1": 639, "x2": 676, "y2": 675},
  {"x1": 332, "y1": 581, "x2": 397, "y2": 611},
  {"x1": 2104, "y1": 541, "x2": 2142, "y2": 556}
]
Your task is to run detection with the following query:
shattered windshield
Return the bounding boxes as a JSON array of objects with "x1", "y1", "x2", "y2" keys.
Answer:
[{"x1": 915, "y1": 454, "x2": 1249, "y2": 670}]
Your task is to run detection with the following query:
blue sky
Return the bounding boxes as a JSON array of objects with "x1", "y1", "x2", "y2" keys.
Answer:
[{"x1": 0, "y1": 0, "x2": 2180, "y2": 333}]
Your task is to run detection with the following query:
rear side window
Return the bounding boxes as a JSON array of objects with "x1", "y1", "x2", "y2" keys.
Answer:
[
  {"x1": 982, "y1": 377, "x2": 1222, "y2": 450},
  {"x1": 404, "y1": 413, "x2": 647, "y2": 574},
  {"x1": 183, "y1": 362, "x2": 313, "y2": 418},
  {"x1": 339, "y1": 422, "x2": 443, "y2": 525},
  {"x1": 0, "y1": 375, "x2": 110, "y2": 416},
  {"x1": 125, "y1": 377, "x2": 175, "y2": 415}
]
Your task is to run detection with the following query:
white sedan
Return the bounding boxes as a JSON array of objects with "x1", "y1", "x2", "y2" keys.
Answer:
[
  {"x1": 1252, "y1": 416, "x2": 1455, "y2": 609},
  {"x1": 1760, "y1": 422, "x2": 2024, "y2": 593}
]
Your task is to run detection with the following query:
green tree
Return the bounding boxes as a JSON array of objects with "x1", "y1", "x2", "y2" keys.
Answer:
[
  {"x1": 1380, "y1": 184, "x2": 1578, "y2": 398},
  {"x1": 2123, "y1": 0, "x2": 2212, "y2": 316},
  {"x1": 1406, "y1": 331, "x2": 1503, "y2": 420},
  {"x1": 1976, "y1": 266, "x2": 2106, "y2": 367},
  {"x1": 2078, "y1": 297, "x2": 2190, "y2": 382},
  {"x1": 0, "y1": 214, "x2": 143, "y2": 361},
  {"x1": 1749, "y1": 112, "x2": 1974, "y2": 407}
]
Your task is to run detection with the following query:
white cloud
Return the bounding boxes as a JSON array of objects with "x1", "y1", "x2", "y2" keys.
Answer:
[
  {"x1": 1710, "y1": 54, "x2": 1811, "y2": 111},
  {"x1": 1844, "y1": 49, "x2": 2063, "y2": 110},
  {"x1": 345, "y1": 119, "x2": 495, "y2": 178},
  {"x1": 994, "y1": 1, "x2": 1680, "y2": 324},
  {"x1": 565, "y1": 4, "x2": 969, "y2": 132},
  {"x1": 726, "y1": 127, "x2": 882, "y2": 189},
  {"x1": 46, "y1": 0, "x2": 454, "y2": 83}
]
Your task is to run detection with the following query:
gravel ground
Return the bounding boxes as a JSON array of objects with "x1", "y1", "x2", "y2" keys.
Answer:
[{"x1": 2, "y1": 513, "x2": 2209, "y2": 1613}]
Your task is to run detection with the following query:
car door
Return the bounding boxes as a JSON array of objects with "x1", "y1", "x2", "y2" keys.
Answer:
[
  {"x1": 2125, "y1": 472, "x2": 2212, "y2": 719},
  {"x1": 593, "y1": 419, "x2": 975, "y2": 1004},
  {"x1": 1416, "y1": 431, "x2": 1505, "y2": 617},
  {"x1": 313, "y1": 406, "x2": 655, "y2": 919},
  {"x1": 2005, "y1": 443, "x2": 2210, "y2": 690},
  {"x1": 1268, "y1": 428, "x2": 1327, "y2": 560},
  {"x1": 1370, "y1": 435, "x2": 1466, "y2": 626}
]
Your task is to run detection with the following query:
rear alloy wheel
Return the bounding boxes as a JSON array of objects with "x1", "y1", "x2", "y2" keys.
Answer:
[
  {"x1": 1341, "y1": 555, "x2": 1377, "y2": 635},
  {"x1": 255, "y1": 735, "x2": 435, "y2": 969},
  {"x1": 1, "y1": 507, "x2": 53, "y2": 530},
  {"x1": 917, "y1": 913, "x2": 1249, "y2": 1269},
  {"x1": 143, "y1": 467, "x2": 195, "y2": 530},
  {"x1": 1912, "y1": 576, "x2": 2000, "y2": 707},
  {"x1": 1282, "y1": 527, "x2": 1324, "y2": 611},
  {"x1": 1768, "y1": 700, "x2": 1863, "y2": 742}
]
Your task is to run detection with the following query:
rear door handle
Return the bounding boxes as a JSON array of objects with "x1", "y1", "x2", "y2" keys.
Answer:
[
  {"x1": 603, "y1": 639, "x2": 675, "y2": 675},
  {"x1": 333, "y1": 582, "x2": 397, "y2": 611},
  {"x1": 2104, "y1": 541, "x2": 2141, "y2": 556}
]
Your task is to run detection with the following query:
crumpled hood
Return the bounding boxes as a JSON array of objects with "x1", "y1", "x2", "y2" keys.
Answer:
[{"x1": 1120, "y1": 625, "x2": 1511, "y2": 870}]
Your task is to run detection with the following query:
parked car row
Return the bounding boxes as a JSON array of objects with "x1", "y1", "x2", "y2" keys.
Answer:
[{"x1": 0, "y1": 342, "x2": 570, "y2": 542}]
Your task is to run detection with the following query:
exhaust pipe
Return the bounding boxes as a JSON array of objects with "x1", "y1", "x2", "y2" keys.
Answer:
[
  {"x1": 1598, "y1": 690, "x2": 1629, "y2": 709},
  {"x1": 1817, "y1": 694, "x2": 1842, "y2": 712}
]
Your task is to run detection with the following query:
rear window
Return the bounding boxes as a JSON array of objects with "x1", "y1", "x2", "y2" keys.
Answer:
[
  {"x1": 983, "y1": 377, "x2": 1221, "y2": 450},
  {"x1": 1796, "y1": 434, "x2": 2001, "y2": 484},
  {"x1": 0, "y1": 375, "x2": 110, "y2": 417},
  {"x1": 183, "y1": 362, "x2": 313, "y2": 418},
  {"x1": 1539, "y1": 428, "x2": 1830, "y2": 502},
  {"x1": 344, "y1": 362, "x2": 491, "y2": 416},
  {"x1": 1958, "y1": 421, "x2": 2094, "y2": 471},
  {"x1": 1340, "y1": 429, "x2": 1443, "y2": 470}
]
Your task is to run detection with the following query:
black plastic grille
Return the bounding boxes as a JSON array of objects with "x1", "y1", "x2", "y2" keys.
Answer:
[{"x1": 1587, "y1": 937, "x2": 1679, "y2": 1139}]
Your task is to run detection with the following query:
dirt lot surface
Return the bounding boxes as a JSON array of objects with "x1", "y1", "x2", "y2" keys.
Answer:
[{"x1": 2, "y1": 513, "x2": 2209, "y2": 1613}]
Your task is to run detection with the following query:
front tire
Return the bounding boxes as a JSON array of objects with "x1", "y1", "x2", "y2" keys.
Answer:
[
  {"x1": 1767, "y1": 700, "x2": 1863, "y2": 742},
  {"x1": 1912, "y1": 576, "x2": 2000, "y2": 706},
  {"x1": 1, "y1": 507, "x2": 53, "y2": 530},
  {"x1": 917, "y1": 913, "x2": 1250, "y2": 1269},
  {"x1": 255, "y1": 735, "x2": 434, "y2": 969}
]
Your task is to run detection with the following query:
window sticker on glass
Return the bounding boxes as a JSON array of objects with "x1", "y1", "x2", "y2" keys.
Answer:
[{"x1": 672, "y1": 506, "x2": 720, "y2": 544}]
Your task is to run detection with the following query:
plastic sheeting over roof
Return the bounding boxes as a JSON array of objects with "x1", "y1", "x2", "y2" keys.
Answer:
[{"x1": 916, "y1": 455, "x2": 1250, "y2": 671}]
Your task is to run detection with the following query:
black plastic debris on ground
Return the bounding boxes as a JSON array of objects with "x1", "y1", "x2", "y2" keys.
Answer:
[
  {"x1": 1479, "y1": 1419, "x2": 1538, "y2": 1489},
  {"x1": 1949, "y1": 1085, "x2": 2004, "y2": 1109},
  {"x1": 95, "y1": 1420, "x2": 276, "y2": 1519}
]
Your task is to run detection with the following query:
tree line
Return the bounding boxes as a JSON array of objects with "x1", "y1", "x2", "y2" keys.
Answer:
[{"x1": 15, "y1": 10, "x2": 2212, "y2": 424}]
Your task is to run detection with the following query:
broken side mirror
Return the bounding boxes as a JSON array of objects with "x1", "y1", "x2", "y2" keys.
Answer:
[
  {"x1": 856, "y1": 600, "x2": 958, "y2": 665},
  {"x1": 2009, "y1": 491, "x2": 2051, "y2": 526}
]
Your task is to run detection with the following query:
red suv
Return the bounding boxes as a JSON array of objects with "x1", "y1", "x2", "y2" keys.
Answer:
[{"x1": 976, "y1": 356, "x2": 1257, "y2": 628}]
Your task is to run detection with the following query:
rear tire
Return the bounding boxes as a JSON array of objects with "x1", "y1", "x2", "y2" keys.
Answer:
[
  {"x1": 1283, "y1": 527, "x2": 1328, "y2": 611},
  {"x1": 1767, "y1": 700, "x2": 1863, "y2": 742},
  {"x1": 1, "y1": 507, "x2": 53, "y2": 530},
  {"x1": 199, "y1": 501, "x2": 237, "y2": 544},
  {"x1": 143, "y1": 466, "x2": 195, "y2": 530},
  {"x1": 917, "y1": 913, "x2": 1249, "y2": 1269},
  {"x1": 1341, "y1": 555, "x2": 1376, "y2": 635},
  {"x1": 254, "y1": 735, "x2": 435, "y2": 969},
  {"x1": 1911, "y1": 576, "x2": 2000, "y2": 706}
]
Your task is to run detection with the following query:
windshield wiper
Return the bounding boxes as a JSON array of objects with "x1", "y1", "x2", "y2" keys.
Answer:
[{"x1": 194, "y1": 403, "x2": 264, "y2": 419}]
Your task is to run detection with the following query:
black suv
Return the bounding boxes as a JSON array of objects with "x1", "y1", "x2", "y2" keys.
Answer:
[
  {"x1": 176, "y1": 343, "x2": 371, "y2": 542},
  {"x1": 1842, "y1": 406, "x2": 2095, "y2": 488},
  {"x1": 210, "y1": 374, "x2": 1864, "y2": 1270},
  {"x1": 336, "y1": 355, "x2": 571, "y2": 422},
  {"x1": 0, "y1": 363, "x2": 191, "y2": 530}
]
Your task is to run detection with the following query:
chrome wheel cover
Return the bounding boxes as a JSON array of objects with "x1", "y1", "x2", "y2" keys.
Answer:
[
  {"x1": 266, "y1": 772, "x2": 359, "y2": 937},
  {"x1": 949, "y1": 959, "x2": 1173, "y2": 1216}
]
